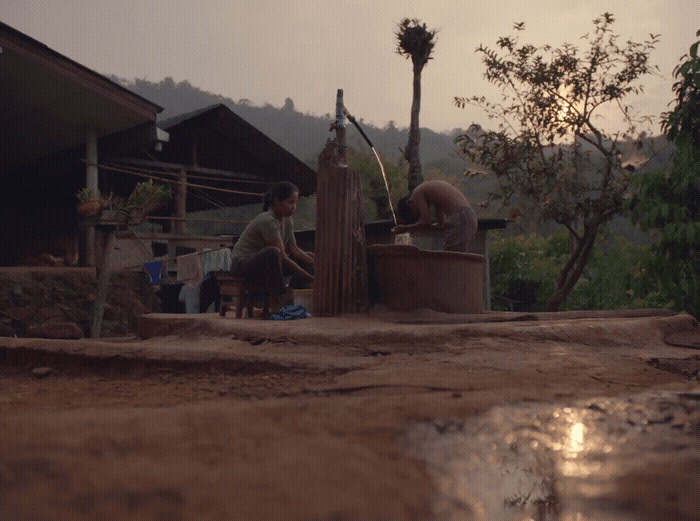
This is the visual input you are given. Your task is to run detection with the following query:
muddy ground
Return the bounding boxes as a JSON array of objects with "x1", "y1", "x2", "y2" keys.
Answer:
[{"x1": 1, "y1": 309, "x2": 699, "y2": 520}]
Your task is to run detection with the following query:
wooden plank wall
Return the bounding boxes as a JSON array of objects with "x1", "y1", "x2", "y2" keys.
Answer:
[{"x1": 313, "y1": 148, "x2": 368, "y2": 315}]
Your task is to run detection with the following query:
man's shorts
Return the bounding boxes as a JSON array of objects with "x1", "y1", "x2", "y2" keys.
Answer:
[{"x1": 444, "y1": 205, "x2": 478, "y2": 253}]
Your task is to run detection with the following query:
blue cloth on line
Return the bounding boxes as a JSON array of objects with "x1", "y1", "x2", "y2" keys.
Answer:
[{"x1": 143, "y1": 260, "x2": 165, "y2": 284}]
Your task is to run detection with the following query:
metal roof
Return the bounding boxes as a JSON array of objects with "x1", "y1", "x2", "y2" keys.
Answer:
[
  {"x1": 0, "y1": 21, "x2": 162, "y2": 169},
  {"x1": 149, "y1": 104, "x2": 317, "y2": 209}
]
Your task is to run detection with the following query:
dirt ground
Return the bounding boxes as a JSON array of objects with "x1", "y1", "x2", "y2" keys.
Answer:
[{"x1": 1, "y1": 308, "x2": 699, "y2": 520}]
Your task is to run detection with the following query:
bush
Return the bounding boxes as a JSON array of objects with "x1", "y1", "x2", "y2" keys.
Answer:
[
  {"x1": 489, "y1": 233, "x2": 561, "y2": 311},
  {"x1": 489, "y1": 231, "x2": 677, "y2": 312}
]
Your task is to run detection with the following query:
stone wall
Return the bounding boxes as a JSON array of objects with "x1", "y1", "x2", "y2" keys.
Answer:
[{"x1": 0, "y1": 269, "x2": 158, "y2": 338}]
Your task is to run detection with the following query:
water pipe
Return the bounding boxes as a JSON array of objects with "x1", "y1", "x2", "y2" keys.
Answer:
[{"x1": 344, "y1": 109, "x2": 397, "y2": 225}]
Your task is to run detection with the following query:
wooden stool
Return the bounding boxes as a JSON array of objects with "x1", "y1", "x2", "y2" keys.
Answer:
[{"x1": 217, "y1": 275, "x2": 273, "y2": 319}]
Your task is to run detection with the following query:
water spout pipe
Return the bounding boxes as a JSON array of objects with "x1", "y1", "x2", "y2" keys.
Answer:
[{"x1": 344, "y1": 109, "x2": 397, "y2": 224}]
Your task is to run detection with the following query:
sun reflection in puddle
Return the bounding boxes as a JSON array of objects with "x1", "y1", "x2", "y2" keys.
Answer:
[
  {"x1": 408, "y1": 391, "x2": 700, "y2": 520},
  {"x1": 560, "y1": 420, "x2": 585, "y2": 476}
]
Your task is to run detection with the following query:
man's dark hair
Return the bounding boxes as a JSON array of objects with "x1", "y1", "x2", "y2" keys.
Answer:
[{"x1": 397, "y1": 195, "x2": 419, "y2": 224}]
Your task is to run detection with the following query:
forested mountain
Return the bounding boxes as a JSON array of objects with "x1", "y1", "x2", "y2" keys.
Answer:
[
  {"x1": 111, "y1": 76, "x2": 469, "y2": 176},
  {"x1": 112, "y1": 75, "x2": 495, "y2": 233},
  {"x1": 113, "y1": 76, "x2": 671, "y2": 241}
]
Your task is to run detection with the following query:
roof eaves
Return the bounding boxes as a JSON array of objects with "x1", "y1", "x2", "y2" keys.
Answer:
[{"x1": 0, "y1": 20, "x2": 163, "y2": 115}]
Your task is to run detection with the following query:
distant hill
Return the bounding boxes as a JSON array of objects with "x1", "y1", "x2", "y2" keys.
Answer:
[
  {"x1": 112, "y1": 76, "x2": 495, "y2": 231},
  {"x1": 111, "y1": 76, "x2": 471, "y2": 174},
  {"x1": 113, "y1": 76, "x2": 672, "y2": 242}
]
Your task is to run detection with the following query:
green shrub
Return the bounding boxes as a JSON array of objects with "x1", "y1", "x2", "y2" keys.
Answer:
[
  {"x1": 489, "y1": 231, "x2": 677, "y2": 312},
  {"x1": 489, "y1": 233, "x2": 561, "y2": 311}
]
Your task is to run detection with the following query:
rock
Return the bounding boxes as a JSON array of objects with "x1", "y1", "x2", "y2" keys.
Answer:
[
  {"x1": 25, "y1": 321, "x2": 84, "y2": 339},
  {"x1": 38, "y1": 305, "x2": 65, "y2": 321},
  {"x1": 0, "y1": 321, "x2": 16, "y2": 337},
  {"x1": 665, "y1": 329, "x2": 700, "y2": 350},
  {"x1": 3, "y1": 305, "x2": 35, "y2": 322},
  {"x1": 0, "y1": 271, "x2": 156, "y2": 338},
  {"x1": 31, "y1": 367, "x2": 53, "y2": 378}
]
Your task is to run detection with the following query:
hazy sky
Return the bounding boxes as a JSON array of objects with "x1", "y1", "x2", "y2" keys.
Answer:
[{"x1": 2, "y1": 1, "x2": 698, "y2": 134}]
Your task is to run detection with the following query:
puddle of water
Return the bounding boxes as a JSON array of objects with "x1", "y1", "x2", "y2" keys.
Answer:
[{"x1": 409, "y1": 391, "x2": 700, "y2": 520}]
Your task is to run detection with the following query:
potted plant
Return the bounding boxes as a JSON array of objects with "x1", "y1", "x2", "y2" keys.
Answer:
[
  {"x1": 98, "y1": 193, "x2": 129, "y2": 223},
  {"x1": 76, "y1": 187, "x2": 101, "y2": 217},
  {"x1": 126, "y1": 179, "x2": 172, "y2": 224}
]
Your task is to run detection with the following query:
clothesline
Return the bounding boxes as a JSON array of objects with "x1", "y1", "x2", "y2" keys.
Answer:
[
  {"x1": 176, "y1": 248, "x2": 233, "y2": 314},
  {"x1": 99, "y1": 158, "x2": 272, "y2": 186},
  {"x1": 144, "y1": 215, "x2": 251, "y2": 224},
  {"x1": 124, "y1": 245, "x2": 233, "y2": 271},
  {"x1": 115, "y1": 166, "x2": 270, "y2": 186},
  {"x1": 175, "y1": 246, "x2": 232, "y2": 259},
  {"x1": 86, "y1": 160, "x2": 266, "y2": 197}
]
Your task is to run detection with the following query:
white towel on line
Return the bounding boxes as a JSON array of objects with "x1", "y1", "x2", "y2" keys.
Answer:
[
  {"x1": 176, "y1": 251, "x2": 203, "y2": 282},
  {"x1": 201, "y1": 248, "x2": 232, "y2": 276}
]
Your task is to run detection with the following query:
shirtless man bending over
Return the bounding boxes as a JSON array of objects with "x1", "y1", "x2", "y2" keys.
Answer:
[{"x1": 393, "y1": 180, "x2": 478, "y2": 253}]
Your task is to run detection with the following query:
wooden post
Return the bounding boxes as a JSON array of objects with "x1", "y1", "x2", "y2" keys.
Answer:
[
  {"x1": 82, "y1": 129, "x2": 98, "y2": 267},
  {"x1": 313, "y1": 90, "x2": 368, "y2": 315},
  {"x1": 335, "y1": 89, "x2": 347, "y2": 166},
  {"x1": 174, "y1": 168, "x2": 187, "y2": 235},
  {"x1": 91, "y1": 225, "x2": 117, "y2": 338},
  {"x1": 86, "y1": 129, "x2": 99, "y2": 193}
]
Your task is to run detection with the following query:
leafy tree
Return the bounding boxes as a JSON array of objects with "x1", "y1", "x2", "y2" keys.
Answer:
[
  {"x1": 627, "y1": 30, "x2": 700, "y2": 317},
  {"x1": 489, "y1": 232, "x2": 675, "y2": 312},
  {"x1": 347, "y1": 147, "x2": 408, "y2": 220},
  {"x1": 454, "y1": 13, "x2": 659, "y2": 310},
  {"x1": 662, "y1": 30, "x2": 700, "y2": 147},
  {"x1": 396, "y1": 18, "x2": 437, "y2": 192}
]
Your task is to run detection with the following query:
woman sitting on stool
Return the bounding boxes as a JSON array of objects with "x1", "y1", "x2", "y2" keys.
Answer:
[{"x1": 230, "y1": 181, "x2": 314, "y2": 311}]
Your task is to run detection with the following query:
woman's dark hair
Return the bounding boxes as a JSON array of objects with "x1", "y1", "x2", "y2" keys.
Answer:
[
  {"x1": 263, "y1": 181, "x2": 299, "y2": 211},
  {"x1": 397, "y1": 194, "x2": 418, "y2": 224}
]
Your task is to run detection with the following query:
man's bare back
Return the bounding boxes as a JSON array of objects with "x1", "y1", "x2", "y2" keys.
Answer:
[
  {"x1": 411, "y1": 180, "x2": 469, "y2": 224},
  {"x1": 399, "y1": 180, "x2": 470, "y2": 227},
  {"x1": 393, "y1": 180, "x2": 477, "y2": 252}
]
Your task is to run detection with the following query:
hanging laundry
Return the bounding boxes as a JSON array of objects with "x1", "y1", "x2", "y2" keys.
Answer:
[
  {"x1": 201, "y1": 248, "x2": 232, "y2": 276},
  {"x1": 176, "y1": 251, "x2": 203, "y2": 282},
  {"x1": 142, "y1": 259, "x2": 166, "y2": 284},
  {"x1": 178, "y1": 282, "x2": 200, "y2": 314}
]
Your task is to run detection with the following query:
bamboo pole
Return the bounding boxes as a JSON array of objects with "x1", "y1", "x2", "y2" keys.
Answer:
[
  {"x1": 91, "y1": 226, "x2": 116, "y2": 338},
  {"x1": 313, "y1": 90, "x2": 368, "y2": 315},
  {"x1": 331, "y1": 165, "x2": 343, "y2": 313},
  {"x1": 336, "y1": 89, "x2": 347, "y2": 166},
  {"x1": 341, "y1": 168, "x2": 352, "y2": 311},
  {"x1": 84, "y1": 129, "x2": 98, "y2": 267},
  {"x1": 174, "y1": 168, "x2": 187, "y2": 234},
  {"x1": 333, "y1": 90, "x2": 346, "y2": 314}
]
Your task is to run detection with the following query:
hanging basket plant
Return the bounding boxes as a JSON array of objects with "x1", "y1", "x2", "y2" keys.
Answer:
[
  {"x1": 76, "y1": 188, "x2": 101, "y2": 217},
  {"x1": 125, "y1": 179, "x2": 172, "y2": 224}
]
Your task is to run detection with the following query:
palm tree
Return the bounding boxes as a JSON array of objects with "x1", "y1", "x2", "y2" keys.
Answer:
[{"x1": 396, "y1": 18, "x2": 437, "y2": 192}]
